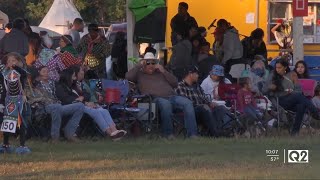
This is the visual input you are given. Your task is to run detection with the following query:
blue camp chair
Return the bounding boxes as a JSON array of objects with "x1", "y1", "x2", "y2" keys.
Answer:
[
  {"x1": 304, "y1": 56, "x2": 320, "y2": 81},
  {"x1": 100, "y1": 79, "x2": 156, "y2": 134}
]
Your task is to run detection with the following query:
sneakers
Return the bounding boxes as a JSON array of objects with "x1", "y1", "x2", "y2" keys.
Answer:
[
  {"x1": 0, "y1": 144, "x2": 15, "y2": 154},
  {"x1": 66, "y1": 136, "x2": 80, "y2": 143},
  {"x1": 111, "y1": 130, "x2": 127, "y2": 141},
  {"x1": 15, "y1": 146, "x2": 31, "y2": 155},
  {"x1": 311, "y1": 112, "x2": 320, "y2": 120}
]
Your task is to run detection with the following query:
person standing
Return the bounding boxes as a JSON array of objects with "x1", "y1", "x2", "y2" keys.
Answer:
[
  {"x1": 170, "y1": 2, "x2": 198, "y2": 46},
  {"x1": 77, "y1": 24, "x2": 108, "y2": 78},
  {"x1": 217, "y1": 19, "x2": 243, "y2": 74},
  {"x1": 0, "y1": 18, "x2": 29, "y2": 58},
  {"x1": 65, "y1": 18, "x2": 85, "y2": 47}
]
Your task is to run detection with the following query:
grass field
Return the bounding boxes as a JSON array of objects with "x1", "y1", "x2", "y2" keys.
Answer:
[{"x1": 1, "y1": 135, "x2": 320, "y2": 179}]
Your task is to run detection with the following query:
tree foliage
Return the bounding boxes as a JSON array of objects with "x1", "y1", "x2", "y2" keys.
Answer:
[{"x1": 0, "y1": 0, "x2": 126, "y2": 25}]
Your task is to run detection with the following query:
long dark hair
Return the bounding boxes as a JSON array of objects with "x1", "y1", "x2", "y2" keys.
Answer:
[
  {"x1": 294, "y1": 60, "x2": 309, "y2": 79},
  {"x1": 272, "y1": 58, "x2": 290, "y2": 91},
  {"x1": 59, "y1": 68, "x2": 75, "y2": 88},
  {"x1": 111, "y1": 31, "x2": 126, "y2": 58},
  {"x1": 28, "y1": 32, "x2": 42, "y2": 56}
]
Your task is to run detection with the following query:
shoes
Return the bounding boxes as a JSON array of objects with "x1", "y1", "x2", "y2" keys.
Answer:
[
  {"x1": 189, "y1": 135, "x2": 199, "y2": 139},
  {"x1": 256, "y1": 121, "x2": 266, "y2": 132},
  {"x1": 311, "y1": 112, "x2": 320, "y2": 120},
  {"x1": 0, "y1": 144, "x2": 15, "y2": 154},
  {"x1": 66, "y1": 135, "x2": 80, "y2": 143},
  {"x1": 111, "y1": 130, "x2": 127, "y2": 141},
  {"x1": 163, "y1": 134, "x2": 175, "y2": 140},
  {"x1": 15, "y1": 146, "x2": 31, "y2": 155}
]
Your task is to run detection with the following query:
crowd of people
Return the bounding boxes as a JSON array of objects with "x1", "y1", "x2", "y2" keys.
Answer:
[{"x1": 0, "y1": 2, "x2": 320, "y2": 154}]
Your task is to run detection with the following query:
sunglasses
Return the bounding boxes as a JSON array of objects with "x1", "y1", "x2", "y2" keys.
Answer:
[{"x1": 146, "y1": 62, "x2": 157, "y2": 65}]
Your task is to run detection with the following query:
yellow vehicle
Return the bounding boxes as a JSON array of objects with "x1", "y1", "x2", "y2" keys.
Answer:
[{"x1": 166, "y1": 0, "x2": 320, "y2": 58}]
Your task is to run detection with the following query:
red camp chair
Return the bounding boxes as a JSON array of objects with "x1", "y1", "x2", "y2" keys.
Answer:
[{"x1": 298, "y1": 79, "x2": 317, "y2": 98}]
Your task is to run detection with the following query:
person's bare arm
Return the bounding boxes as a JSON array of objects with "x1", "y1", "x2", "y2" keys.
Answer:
[{"x1": 271, "y1": 23, "x2": 282, "y2": 34}]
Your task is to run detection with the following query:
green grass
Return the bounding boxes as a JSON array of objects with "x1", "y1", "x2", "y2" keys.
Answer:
[{"x1": 1, "y1": 136, "x2": 320, "y2": 179}]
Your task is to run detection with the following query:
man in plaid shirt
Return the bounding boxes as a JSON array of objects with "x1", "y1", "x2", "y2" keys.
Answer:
[{"x1": 175, "y1": 66, "x2": 228, "y2": 137}]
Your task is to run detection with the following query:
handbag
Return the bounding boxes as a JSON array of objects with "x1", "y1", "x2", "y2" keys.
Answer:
[{"x1": 84, "y1": 37, "x2": 101, "y2": 69}]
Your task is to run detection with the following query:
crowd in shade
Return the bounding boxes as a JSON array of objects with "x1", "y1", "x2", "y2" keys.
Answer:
[{"x1": 0, "y1": 1, "x2": 320, "y2": 155}]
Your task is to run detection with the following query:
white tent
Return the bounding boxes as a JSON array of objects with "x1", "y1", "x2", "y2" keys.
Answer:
[
  {"x1": 39, "y1": 0, "x2": 82, "y2": 35},
  {"x1": 0, "y1": 10, "x2": 9, "y2": 25}
]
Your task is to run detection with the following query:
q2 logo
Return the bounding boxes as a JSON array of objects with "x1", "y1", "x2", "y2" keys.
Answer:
[{"x1": 288, "y1": 150, "x2": 309, "y2": 163}]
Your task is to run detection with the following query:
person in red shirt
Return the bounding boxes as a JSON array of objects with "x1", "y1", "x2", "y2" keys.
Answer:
[{"x1": 237, "y1": 77, "x2": 264, "y2": 130}]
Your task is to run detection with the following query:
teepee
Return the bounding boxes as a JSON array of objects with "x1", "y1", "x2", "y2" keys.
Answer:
[
  {"x1": 39, "y1": 0, "x2": 82, "y2": 34},
  {"x1": 0, "y1": 10, "x2": 9, "y2": 25}
]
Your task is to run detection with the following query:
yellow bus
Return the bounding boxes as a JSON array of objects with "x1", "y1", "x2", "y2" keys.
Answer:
[{"x1": 166, "y1": 0, "x2": 320, "y2": 58}]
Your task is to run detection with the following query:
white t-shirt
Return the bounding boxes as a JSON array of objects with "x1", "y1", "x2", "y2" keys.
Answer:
[
  {"x1": 65, "y1": 29, "x2": 80, "y2": 47},
  {"x1": 200, "y1": 75, "x2": 231, "y2": 100}
]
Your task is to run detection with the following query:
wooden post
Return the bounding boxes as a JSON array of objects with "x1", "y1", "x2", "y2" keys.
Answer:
[
  {"x1": 126, "y1": 0, "x2": 139, "y2": 70},
  {"x1": 255, "y1": 0, "x2": 260, "y2": 28},
  {"x1": 292, "y1": 17, "x2": 304, "y2": 64}
]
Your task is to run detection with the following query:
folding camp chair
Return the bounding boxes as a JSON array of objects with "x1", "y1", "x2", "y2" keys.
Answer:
[
  {"x1": 100, "y1": 79, "x2": 155, "y2": 135},
  {"x1": 229, "y1": 63, "x2": 251, "y2": 83},
  {"x1": 299, "y1": 79, "x2": 317, "y2": 98},
  {"x1": 298, "y1": 79, "x2": 317, "y2": 128}
]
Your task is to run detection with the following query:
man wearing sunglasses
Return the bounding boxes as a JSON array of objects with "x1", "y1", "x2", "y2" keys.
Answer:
[{"x1": 126, "y1": 52, "x2": 198, "y2": 139}]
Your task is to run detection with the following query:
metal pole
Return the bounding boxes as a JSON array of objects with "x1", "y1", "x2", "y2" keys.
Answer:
[
  {"x1": 126, "y1": 0, "x2": 139, "y2": 70},
  {"x1": 256, "y1": 0, "x2": 260, "y2": 28},
  {"x1": 293, "y1": 16, "x2": 304, "y2": 64}
]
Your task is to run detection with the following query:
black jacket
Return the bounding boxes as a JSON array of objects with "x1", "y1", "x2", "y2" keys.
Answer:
[
  {"x1": 55, "y1": 82, "x2": 79, "y2": 105},
  {"x1": 241, "y1": 37, "x2": 267, "y2": 60},
  {"x1": 171, "y1": 13, "x2": 198, "y2": 35}
]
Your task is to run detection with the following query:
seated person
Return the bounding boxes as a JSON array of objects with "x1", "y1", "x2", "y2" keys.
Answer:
[
  {"x1": 59, "y1": 35, "x2": 79, "y2": 57},
  {"x1": 237, "y1": 77, "x2": 265, "y2": 131},
  {"x1": 175, "y1": 65, "x2": 229, "y2": 137},
  {"x1": 262, "y1": 59, "x2": 320, "y2": 136},
  {"x1": 55, "y1": 67, "x2": 126, "y2": 141},
  {"x1": 312, "y1": 85, "x2": 320, "y2": 109},
  {"x1": 126, "y1": 52, "x2": 198, "y2": 139},
  {"x1": 247, "y1": 60, "x2": 269, "y2": 95},
  {"x1": 29, "y1": 66, "x2": 85, "y2": 142},
  {"x1": 201, "y1": 65, "x2": 231, "y2": 101},
  {"x1": 294, "y1": 60, "x2": 310, "y2": 79}
]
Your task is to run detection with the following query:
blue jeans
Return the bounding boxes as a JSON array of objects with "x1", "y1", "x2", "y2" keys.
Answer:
[
  {"x1": 279, "y1": 93, "x2": 318, "y2": 133},
  {"x1": 243, "y1": 105, "x2": 262, "y2": 122},
  {"x1": 194, "y1": 105, "x2": 226, "y2": 136},
  {"x1": 84, "y1": 107, "x2": 115, "y2": 132},
  {"x1": 154, "y1": 96, "x2": 198, "y2": 137},
  {"x1": 45, "y1": 103, "x2": 85, "y2": 139}
]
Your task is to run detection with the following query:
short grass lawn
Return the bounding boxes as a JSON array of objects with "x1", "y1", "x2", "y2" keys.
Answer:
[{"x1": 1, "y1": 136, "x2": 320, "y2": 179}]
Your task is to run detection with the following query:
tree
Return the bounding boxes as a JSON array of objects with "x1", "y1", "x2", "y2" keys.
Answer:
[{"x1": 23, "y1": 0, "x2": 126, "y2": 25}]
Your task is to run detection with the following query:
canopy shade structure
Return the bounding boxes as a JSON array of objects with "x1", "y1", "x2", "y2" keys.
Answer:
[
  {"x1": 0, "y1": 10, "x2": 9, "y2": 25},
  {"x1": 129, "y1": 0, "x2": 166, "y2": 43},
  {"x1": 39, "y1": 0, "x2": 82, "y2": 35},
  {"x1": 30, "y1": 26, "x2": 62, "y2": 37}
]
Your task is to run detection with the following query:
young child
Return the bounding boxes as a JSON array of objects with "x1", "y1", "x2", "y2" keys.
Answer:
[
  {"x1": 237, "y1": 77, "x2": 265, "y2": 132},
  {"x1": 0, "y1": 52, "x2": 31, "y2": 154},
  {"x1": 312, "y1": 84, "x2": 320, "y2": 110}
]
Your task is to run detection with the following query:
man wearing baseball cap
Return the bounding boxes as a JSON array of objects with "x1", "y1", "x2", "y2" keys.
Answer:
[{"x1": 176, "y1": 65, "x2": 228, "y2": 137}]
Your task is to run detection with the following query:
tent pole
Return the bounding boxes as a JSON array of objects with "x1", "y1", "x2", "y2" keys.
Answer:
[{"x1": 127, "y1": 0, "x2": 139, "y2": 70}]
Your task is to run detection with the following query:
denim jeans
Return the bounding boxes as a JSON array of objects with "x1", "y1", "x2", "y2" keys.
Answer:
[
  {"x1": 154, "y1": 96, "x2": 198, "y2": 137},
  {"x1": 243, "y1": 105, "x2": 262, "y2": 122},
  {"x1": 84, "y1": 107, "x2": 115, "y2": 132},
  {"x1": 279, "y1": 93, "x2": 318, "y2": 133},
  {"x1": 45, "y1": 103, "x2": 85, "y2": 139},
  {"x1": 194, "y1": 105, "x2": 227, "y2": 136}
]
